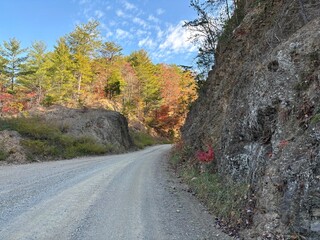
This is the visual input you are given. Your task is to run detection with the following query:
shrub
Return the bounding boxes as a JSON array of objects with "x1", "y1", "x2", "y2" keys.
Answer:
[
  {"x1": 130, "y1": 130, "x2": 157, "y2": 149},
  {"x1": 0, "y1": 117, "x2": 114, "y2": 161},
  {"x1": 170, "y1": 141, "x2": 193, "y2": 167},
  {"x1": 311, "y1": 113, "x2": 320, "y2": 124},
  {"x1": 21, "y1": 139, "x2": 58, "y2": 158},
  {"x1": 0, "y1": 117, "x2": 61, "y2": 140},
  {"x1": 170, "y1": 142, "x2": 250, "y2": 231},
  {"x1": 196, "y1": 145, "x2": 215, "y2": 163},
  {"x1": 183, "y1": 169, "x2": 249, "y2": 226},
  {"x1": 0, "y1": 150, "x2": 9, "y2": 161}
]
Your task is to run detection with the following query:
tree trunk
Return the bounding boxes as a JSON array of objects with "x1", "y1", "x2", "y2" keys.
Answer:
[{"x1": 77, "y1": 73, "x2": 82, "y2": 102}]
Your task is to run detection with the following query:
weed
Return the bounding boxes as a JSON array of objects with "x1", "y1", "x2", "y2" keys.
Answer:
[
  {"x1": 22, "y1": 139, "x2": 58, "y2": 158},
  {"x1": 170, "y1": 142, "x2": 250, "y2": 229},
  {"x1": 0, "y1": 117, "x2": 114, "y2": 161},
  {"x1": 130, "y1": 130, "x2": 158, "y2": 149},
  {"x1": 196, "y1": 145, "x2": 215, "y2": 163},
  {"x1": 0, "y1": 149, "x2": 9, "y2": 161},
  {"x1": 181, "y1": 167, "x2": 248, "y2": 224},
  {"x1": 170, "y1": 141, "x2": 193, "y2": 167},
  {"x1": 0, "y1": 117, "x2": 60, "y2": 140},
  {"x1": 311, "y1": 113, "x2": 320, "y2": 124}
]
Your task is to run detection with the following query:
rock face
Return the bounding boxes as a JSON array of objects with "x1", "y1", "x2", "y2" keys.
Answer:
[
  {"x1": 43, "y1": 106, "x2": 134, "y2": 152},
  {"x1": 0, "y1": 130, "x2": 27, "y2": 164},
  {"x1": 182, "y1": 1, "x2": 320, "y2": 239}
]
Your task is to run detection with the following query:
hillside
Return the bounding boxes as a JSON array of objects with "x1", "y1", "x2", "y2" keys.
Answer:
[
  {"x1": 180, "y1": 0, "x2": 320, "y2": 239},
  {"x1": 0, "y1": 106, "x2": 134, "y2": 164},
  {"x1": 0, "y1": 21, "x2": 197, "y2": 140}
]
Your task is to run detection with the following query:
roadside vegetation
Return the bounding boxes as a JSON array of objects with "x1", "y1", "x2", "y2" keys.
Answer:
[
  {"x1": 130, "y1": 130, "x2": 171, "y2": 149},
  {"x1": 0, "y1": 149, "x2": 9, "y2": 161},
  {"x1": 0, "y1": 17, "x2": 196, "y2": 162},
  {"x1": 0, "y1": 117, "x2": 112, "y2": 161},
  {"x1": 0, "y1": 20, "x2": 197, "y2": 140},
  {"x1": 170, "y1": 142, "x2": 251, "y2": 236},
  {"x1": 0, "y1": 115, "x2": 169, "y2": 162}
]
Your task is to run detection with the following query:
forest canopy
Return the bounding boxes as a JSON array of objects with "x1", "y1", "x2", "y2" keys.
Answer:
[{"x1": 0, "y1": 20, "x2": 198, "y2": 138}]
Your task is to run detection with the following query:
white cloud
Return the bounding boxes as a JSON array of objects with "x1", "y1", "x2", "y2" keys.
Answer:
[
  {"x1": 123, "y1": 0, "x2": 136, "y2": 10},
  {"x1": 79, "y1": 0, "x2": 90, "y2": 5},
  {"x1": 115, "y1": 28, "x2": 130, "y2": 40},
  {"x1": 116, "y1": 9, "x2": 125, "y2": 17},
  {"x1": 136, "y1": 29, "x2": 148, "y2": 36},
  {"x1": 138, "y1": 37, "x2": 156, "y2": 48},
  {"x1": 94, "y1": 10, "x2": 104, "y2": 19},
  {"x1": 156, "y1": 27, "x2": 164, "y2": 38},
  {"x1": 156, "y1": 8, "x2": 165, "y2": 15},
  {"x1": 148, "y1": 14, "x2": 159, "y2": 23},
  {"x1": 83, "y1": 7, "x2": 92, "y2": 19},
  {"x1": 105, "y1": 31, "x2": 113, "y2": 38},
  {"x1": 109, "y1": 20, "x2": 117, "y2": 27},
  {"x1": 133, "y1": 17, "x2": 148, "y2": 28},
  {"x1": 100, "y1": 23, "x2": 113, "y2": 39},
  {"x1": 159, "y1": 21, "x2": 197, "y2": 53}
]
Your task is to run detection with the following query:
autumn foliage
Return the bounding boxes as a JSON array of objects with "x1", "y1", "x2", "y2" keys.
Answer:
[
  {"x1": 196, "y1": 145, "x2": 215, "y2": 163},
  {"x1": 0, "y1": 21, "x2": 197, "y2": 138}
]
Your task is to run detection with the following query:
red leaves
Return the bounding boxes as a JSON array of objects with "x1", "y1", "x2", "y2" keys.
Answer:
[
  {"x1": 196, "y1": 145, "x2": 214, "y2": 163},
  {"x1": 0, "y1": 93, "x2": 14, "y2": 101}
]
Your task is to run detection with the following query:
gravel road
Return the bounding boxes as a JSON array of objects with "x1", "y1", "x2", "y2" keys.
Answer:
[{"x1": 0, "y1": 145, "x2": 232, "y2": 240}]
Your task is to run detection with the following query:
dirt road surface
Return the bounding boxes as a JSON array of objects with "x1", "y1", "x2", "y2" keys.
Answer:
[{"x1": 0, "y1": 145, "x2": 232, "y2": 240}]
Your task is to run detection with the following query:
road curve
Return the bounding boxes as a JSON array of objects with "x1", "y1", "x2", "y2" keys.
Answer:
[{"x1": 0, "y1": 145, "x2": 232, "y2": 240}]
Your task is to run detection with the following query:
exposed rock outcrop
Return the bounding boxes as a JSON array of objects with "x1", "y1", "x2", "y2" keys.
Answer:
[
  {"x1": 42, "y1": 106, "x2": 134, "y2": 152},
  {"x1": 0, "y1": 130, "x2": 27, "y2": 164},
  {"x1": 182, "y1": 1, "x2": 320, "y2": 239}
]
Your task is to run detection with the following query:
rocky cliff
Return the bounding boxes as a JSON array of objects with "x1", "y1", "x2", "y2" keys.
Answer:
[
  {"x1": 41, "y1": 106, "x2": 133, "y2": 152},
  {"x1": 0, "y1": 106, "x2": 133, "y2": 164},
  {"x1": 181, "y1": 0, "x2": 320, "y2": 239}
]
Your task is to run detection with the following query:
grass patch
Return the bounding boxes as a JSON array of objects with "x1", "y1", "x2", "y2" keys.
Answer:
[
  {"x1": 0, "y1": 117, "x2": 114, "y2": 160},
  {"x1": 21, "y1": 139, "x2": 58, "y2": 160},
  {"x1": 0, "y1": 140, "x2": 8, "y2": 161},
  {"x1": 130, "y1": 130, "x2": 168, "y2": 149},
  {"x1": 170, "y1": 142, "x2": 250, "y2": 228},
  {"x1": 311, "y1": 113, "x2": 320, "y2": 124},
  {"x1": 63, "y1": 137, "x2": 110, "y2": 159},
  {"x1": 0, "y1": 117, "x2": 60, "y2": 140},
  {"x1": 0, "y1": 149, "x2": 9, "y2": 161},
  {"x1": 181, "y1": 167, "x2": 249, "y2": 224}
]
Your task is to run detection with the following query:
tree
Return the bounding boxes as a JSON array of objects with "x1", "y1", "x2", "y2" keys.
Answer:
[
  {"x1": 67, "y1": 20, "x2": 102, "y2": 101},
  {"x1": 178, "y1": 68, "x2": 198, "y2": 113},
  {"x1": 121, "y1": 62, "x2": 141, "y2": 114},
  {"x1": 104, "y1": 68, "x2": 124, "y2": 99},
  {"x1": 48, "y1": 37, "x2": 76, "y2": 103},
  {"x1": 99, "y1": 41, "x2": 122, "y2": 62},
  {"x1": 184, "y1": 0, "x2": 234, "y2": 76},
  {"x1": 0, "y1": 55, "x2": 8, "y2": 91},
  {"x1": 92, "y1": 41, "x2": 123, "y2": 97},
  {"x1": 20, "y1": 41, "x2": 50, "y2": 104},
  {"x1": 128, "y1": 50, "x2": 161, "y2": 116},
  {"x1": 0, "y1": 38, "x2": 28, "y2": 91},
  {"x1": 153, "y1": 64, "x2": 197, "y2": 138}
]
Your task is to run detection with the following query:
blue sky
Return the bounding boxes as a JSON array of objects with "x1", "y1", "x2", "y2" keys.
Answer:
[{"x1": 0, "y1": 0, "x2": 199, "y2": 66}]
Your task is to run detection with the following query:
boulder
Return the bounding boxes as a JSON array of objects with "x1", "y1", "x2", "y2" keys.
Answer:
[{"x1": 42, "y1": 106, "x2": 134, "y2": 152}]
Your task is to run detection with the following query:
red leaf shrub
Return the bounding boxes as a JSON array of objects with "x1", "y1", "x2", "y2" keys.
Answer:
[
  {"x1": 196, "y1": 145, "x2": 214, "y2": 163},
  {"x1": 0, "y1": 93, "x2": 14, "y2": 101}
]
